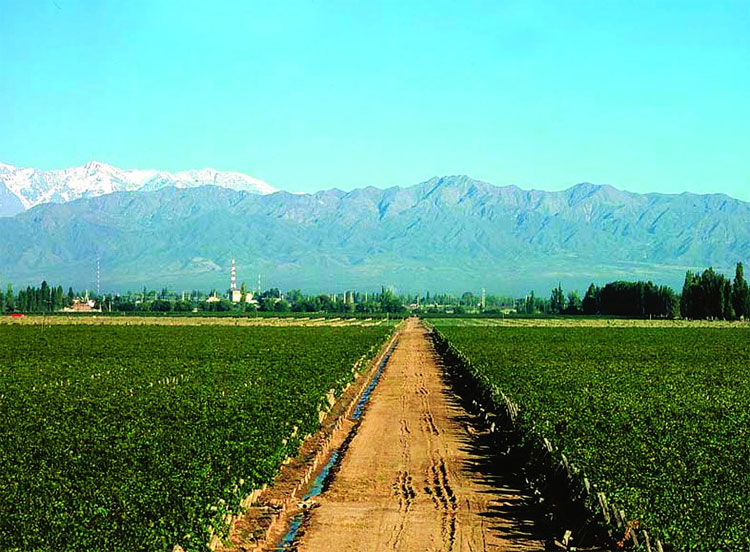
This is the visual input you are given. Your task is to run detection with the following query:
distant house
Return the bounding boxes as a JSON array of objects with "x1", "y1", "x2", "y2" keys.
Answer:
[
  {"x1": 61, "y1": 298, "x2": 100, "y2": 313},
  {"x1": 230, "y1": 289, "x2": 255, "y2": 304}
]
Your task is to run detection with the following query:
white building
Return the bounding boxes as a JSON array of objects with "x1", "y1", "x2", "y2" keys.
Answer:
[{"x1": 229, "y1": 259, "x2": 257, "y2": 304}]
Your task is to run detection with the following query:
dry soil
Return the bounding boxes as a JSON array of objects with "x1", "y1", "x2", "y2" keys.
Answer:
[{"x1": 295, "y1": 318, "x2": 545, "y2": 552}]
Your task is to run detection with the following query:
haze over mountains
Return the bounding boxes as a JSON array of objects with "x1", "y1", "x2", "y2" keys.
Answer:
[{"x1": 0, "y1": 163, "x2": 747, "y2": 295}]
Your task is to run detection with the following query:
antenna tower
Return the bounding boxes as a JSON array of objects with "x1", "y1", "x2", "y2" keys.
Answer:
[
  {"x1": 96, "y1": 259, "x2": 101, "y2": 296},
  {"x1": 231, "y1": 258, "x2": 237, "y2": 291},
  {"x1": 481, "y1": 287, "x2": 486, "y2": 310}
]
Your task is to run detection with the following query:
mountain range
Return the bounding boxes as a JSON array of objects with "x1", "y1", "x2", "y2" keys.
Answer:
[
  {"x1": 0, "y1": 164, "x2": 748, "y2": 295},
  {"x1": 0, "y1": 161, "x2": 275, "y2": 216}
]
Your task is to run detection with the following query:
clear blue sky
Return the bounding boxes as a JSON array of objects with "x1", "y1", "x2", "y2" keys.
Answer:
[{"x1": 2, "y1": 1, "x2": 749, "y2": 198}]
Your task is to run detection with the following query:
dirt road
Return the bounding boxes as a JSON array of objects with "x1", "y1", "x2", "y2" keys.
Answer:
[{"x1": 296, "y1": 318, "x2": 544, "y2": 552}]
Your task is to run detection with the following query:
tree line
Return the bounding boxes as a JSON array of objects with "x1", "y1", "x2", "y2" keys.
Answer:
[
  {"x1": 582, "y1": 281, "x2": 679, "y2": 318},
  {"x1": 0, "y1": 282, "x2": 409, "y2": 315},
  {"x1": 4, "y1": 263, "x2": 750, "y2": 320},
  {"x1": 0, "y1": 282, "x2": 76, "y2": 313},
  {"x1": 518, "y1": 262, "x2": 750, "y2": 320},
  {"x1": 681, "y1": 263, "x2": 749, "y2": 320}
]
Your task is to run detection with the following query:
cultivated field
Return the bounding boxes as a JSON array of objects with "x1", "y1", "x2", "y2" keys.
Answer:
[
  {"x1": 0, "y1": 323, "x2": 394, "y2": 551},
  {"x1": 430, "y1": 316, "x2": 747, "y2": 328},
  {"x1": 0, "y1": 315, "x2": 390, "y2": 327},
  {"x1": 3, "y1": 315, "x2": 747, "y2": 552},
  {"x1": 431, "y1": 321, "x2": 750, "y2": 550}
]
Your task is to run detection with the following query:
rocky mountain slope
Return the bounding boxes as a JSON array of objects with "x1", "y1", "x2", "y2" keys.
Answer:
[{"x1": 0, "y1": 175, "x2": 746, "y2": 294}]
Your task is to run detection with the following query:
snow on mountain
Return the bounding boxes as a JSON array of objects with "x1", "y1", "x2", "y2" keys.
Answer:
[
  {"x1": 0, "y1": 161, "x2": 276, "y2": 214},
  {"x1": 143, "y1": 167, "x2": 276, "y2": 194}
]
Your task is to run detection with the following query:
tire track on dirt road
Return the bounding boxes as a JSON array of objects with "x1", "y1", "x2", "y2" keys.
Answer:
[{"x1": 295, "y1": 318, "x2": 545, "y2": 552}]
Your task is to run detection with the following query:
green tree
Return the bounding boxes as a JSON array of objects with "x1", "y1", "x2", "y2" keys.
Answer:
[
  {"x1": 54, "y1": 286, "x2": 64, "y2": 310},
  {"x1": 681, "y1": 271, "x2": 700, "y2": 319},
  {"x1": 566, "y1": 290, "x2": 582, "y2": 314},
  {"x1": 582, "y1": 283, "x2": 600, "y2": 315},
  {"x1": 26, "y1": 286, "x2": 36, "y2": 311},
  {"x1": 258, "y1": 296, "x2": 276, "y2": 312},
  {"x1": 524, "y1": 291, "x2": 536, "y2": 314},
  {"x1": 460, "y1": 292, "x2": 475, "y2": 307},
  {"x1": 379, "y1": 287, "x2": 404, "y2": 313},
  {"x1": 150, "y1": 299, "x2": 172, "y2": 312},
  {"x1": 707, "y1": 269, "x2": 722, "y2": 318},
  {"x1": 732, "y1": 262, "x2": 750, "y2": 319},
  {"x1": 285, "y1": 289, "x2": 303, "y2": 304},
  {"x1": 174, "y1": 300, "x2": 193, "y2": 312},
  {"x1": 239, "y1": 281, "x2": 248, "y2": 307},
  {"x1": 40, "y1": 281, "x2": 51, "y2": 312},
  {"x1": 550, "y1": 283, "x2": 565, "y2": 314},
  {"x1": 681, "y1": 268, "x2": 734, "y2": 320}
]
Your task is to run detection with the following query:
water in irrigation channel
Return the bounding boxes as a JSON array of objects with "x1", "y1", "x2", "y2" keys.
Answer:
[
  {"x1": 276, "y1": 340, "x2": 398, "y2": 549},
  {"x1": 276, "y1": 451, "x2": 340, "y2": 549},
  {"x1": 352, "y1": 340, "x2": 397, "y2": 420}
]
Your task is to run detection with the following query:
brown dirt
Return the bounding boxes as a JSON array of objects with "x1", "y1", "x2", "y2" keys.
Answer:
[
  {"x1": 295, "y1": 318, "x2": 545, "y2": 552},
  {"x1": 214, "y1": 328, "x2": 401, "y2": 552}
]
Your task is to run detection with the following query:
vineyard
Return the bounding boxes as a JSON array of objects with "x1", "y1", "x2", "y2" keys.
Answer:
[
  {"x1": 430, "y1": 322, "x2": 750, "y2": 550},
  {"x1": 0, "y1": 323, "x2": 393, "y2": 551}
]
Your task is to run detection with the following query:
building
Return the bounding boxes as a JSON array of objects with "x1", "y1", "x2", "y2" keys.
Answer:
[
  {"x1": 61, "y1": 298, "x2": 100, "y2": 313},
  {"x1": 230, "y1": 288, "x2": 254, "y2": 303},
  {"x1": 228, "y1": 258, "x2": 256, "y2": 304}
]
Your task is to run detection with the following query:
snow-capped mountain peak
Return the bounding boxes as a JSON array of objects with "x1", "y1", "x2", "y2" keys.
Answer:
[
  {"x1": 83, "y1": 160, "x2": 108, "y2": 171},
  {"x1": 0, "y1": 161, "x2": 277, "y2": 216},
  {"x1": 172, "y1": 168, "x2": 277, "y2": 194}
]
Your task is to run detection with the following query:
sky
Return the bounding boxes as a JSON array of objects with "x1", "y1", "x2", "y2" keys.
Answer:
[{"x1": 2, "y1": 0, "x2": 749, "y2": 198}]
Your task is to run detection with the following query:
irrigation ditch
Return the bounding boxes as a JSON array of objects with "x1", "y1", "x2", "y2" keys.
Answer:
[{"x1": 205, "y1": 326, "x2": 402, "y2": 552}]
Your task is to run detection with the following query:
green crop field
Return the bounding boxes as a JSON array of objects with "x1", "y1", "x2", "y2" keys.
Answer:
[
  {"x1": 430, "y1": 322, "x2": 750, "y2": 551},
  {"x1": 0, "y1": 324, "x2": 393, "y2": 552}
]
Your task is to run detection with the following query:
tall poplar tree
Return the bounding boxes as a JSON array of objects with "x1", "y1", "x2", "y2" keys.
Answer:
[
  {"x1": 550, "y1": 283, "x2": 565, "y2": 314},
  {"x1": 6, "y1": 284, "x2": 14, "y2": 312},
  {"x1": 582, "y1": 283, "x2": 600, "y2": 315},
  {"x1": 733, "y1": 262, "x2": 750, "y2": 319}
]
